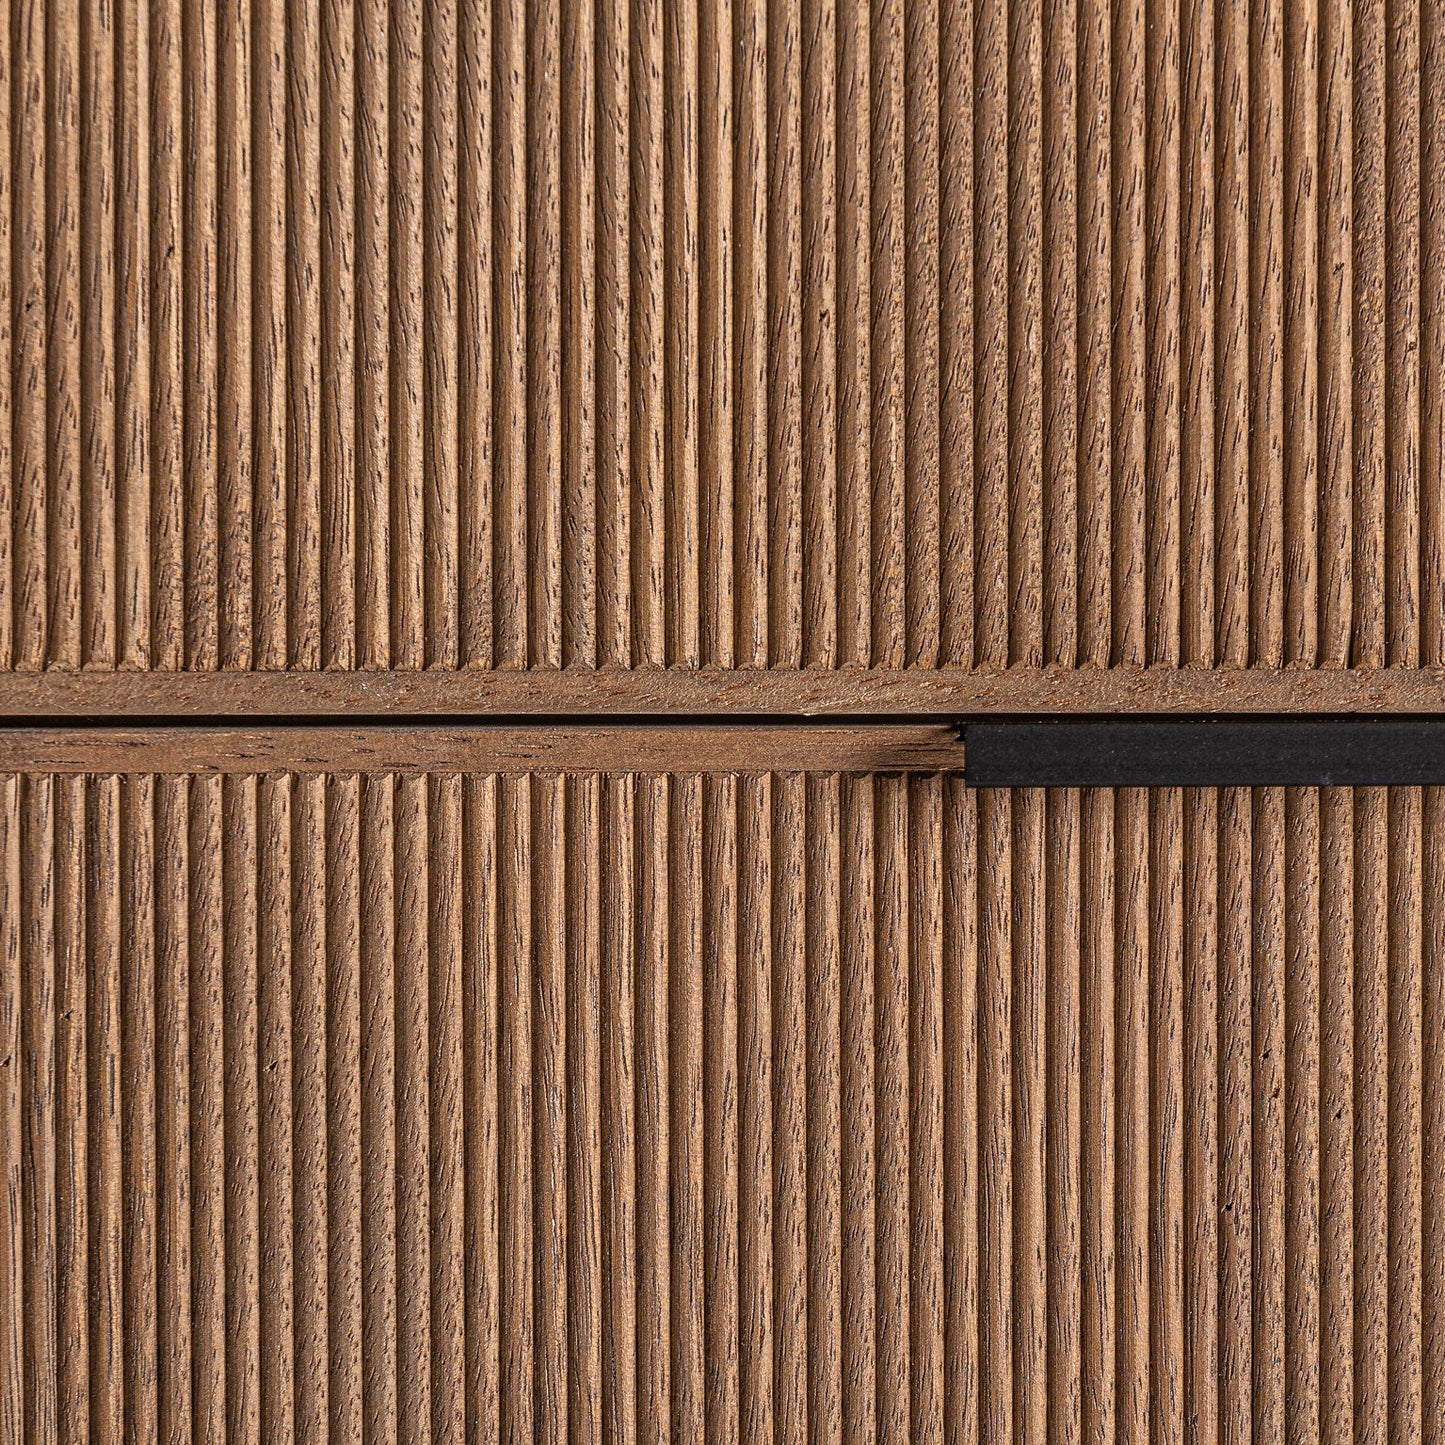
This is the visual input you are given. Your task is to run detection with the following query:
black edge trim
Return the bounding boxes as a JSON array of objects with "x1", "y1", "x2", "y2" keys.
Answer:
[{"x1": 962, "y1": 719, "x2": 1445, "y2": 787}]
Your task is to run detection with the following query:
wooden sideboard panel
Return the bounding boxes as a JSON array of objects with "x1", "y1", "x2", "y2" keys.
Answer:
[
  {"x1": 2, "y1": 766, "x2": 1439, "y2": 1439},
  {"x1": 3, "y1": 1, "x2": 1442, "y2": 702}
]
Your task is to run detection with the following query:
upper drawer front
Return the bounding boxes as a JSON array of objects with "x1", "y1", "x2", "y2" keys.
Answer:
[{"x1": 4, "y1": 1, "x2": 1440, "y2": 679}]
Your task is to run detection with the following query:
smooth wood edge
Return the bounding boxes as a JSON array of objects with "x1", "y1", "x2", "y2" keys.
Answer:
[
  {"x1": 0, "y1": 725, "x2": 964, "y2": 774},
  {"x1": 0, "y1": 666, "x2": 1442, "y2": 716}
]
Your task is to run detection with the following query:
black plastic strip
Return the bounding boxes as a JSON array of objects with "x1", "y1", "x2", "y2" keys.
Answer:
[{"x1": 961, "y1": 719, "x2": 1445, "y2": 787}]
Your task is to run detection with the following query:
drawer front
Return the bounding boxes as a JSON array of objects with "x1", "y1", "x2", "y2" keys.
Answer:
[
  {"x1": 1, "y1": 767, "x2": 1437, "y2": 1438},
  {"x1": 2, "y1": 3, "x2": 1443, "y2": 718}
]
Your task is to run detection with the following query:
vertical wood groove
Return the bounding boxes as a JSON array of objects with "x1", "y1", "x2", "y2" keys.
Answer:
[
  {"x1": 0, "y1": 769, "x2": 1437, "y2": 1437},
  {"x1": 2, "y1": 1, "x2": 1428, "y2": 684}
]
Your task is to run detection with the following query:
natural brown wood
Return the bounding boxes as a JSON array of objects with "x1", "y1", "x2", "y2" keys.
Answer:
[
  {"x1": 1, "y1": 665, "x2": 1445, "y2": 718},
  {"x1": 0, "y1": 725, "x2": 963, "y2": 774},
  {"x1": 0, "y1": 771, "x2": 1435, "y2": 1438},
  {"x1": 3, "y1": 0, "x2": 1443, "y2": 1437},
  {"x1": 0, "y1": 0, "x2": 1438, "y2": 707}
]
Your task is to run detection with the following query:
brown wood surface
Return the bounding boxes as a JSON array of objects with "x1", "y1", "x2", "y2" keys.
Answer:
[
  {"x1": 3, "y1": 0, "x2": 1443, "y2": 1435},
  {"x1": 2, "y1": 664, "x2": 1445, "y2": 718},
  {"x1": 0, "y1": 724, "x2": 963, "y2": 775},
  {"x1": 0, "y1": 0, "x2": 1441, "y2": 699},
  {"x1": 0, "y1": 770, "x2": 1441, "y2": 1441}
]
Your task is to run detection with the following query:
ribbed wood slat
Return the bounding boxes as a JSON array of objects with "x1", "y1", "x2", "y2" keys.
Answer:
[
  {"x1": 1, "y1": 0, "x2": 1440, "y2": 684},
  {"x1": 1, "y1": 769, "x2": 1440, "y2": 1440}
]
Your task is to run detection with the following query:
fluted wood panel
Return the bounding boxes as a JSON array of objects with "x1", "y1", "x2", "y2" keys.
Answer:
[
  {"x1": 3, "y1": 0, "x2": 1443, "y2": 684},
  {"x1": 2, "y1": 768, "x2": 1441, "y2": 1440}
]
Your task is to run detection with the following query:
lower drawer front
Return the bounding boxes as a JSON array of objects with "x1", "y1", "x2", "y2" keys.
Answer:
[{"x1": 1, "y1": 773, "x2": 1439, "y2": 1439}]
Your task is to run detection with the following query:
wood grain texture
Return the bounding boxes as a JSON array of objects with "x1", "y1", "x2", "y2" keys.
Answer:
[
  {"x1": 0, "y1": 0, "x2": 1438, "y2": 707},
  {"x1": 3, "y1": 0, "x2": 1443, "y2": 1434},
  {"x1": 6, "y1": 664, "x2": 1445, "y2": 718},
  {"x1": 0, "y1": 724, "x2": 964, "y2": 774},
  {"x1": 0, "y1": 771, "x2": 1438, "y2": 1439}
]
